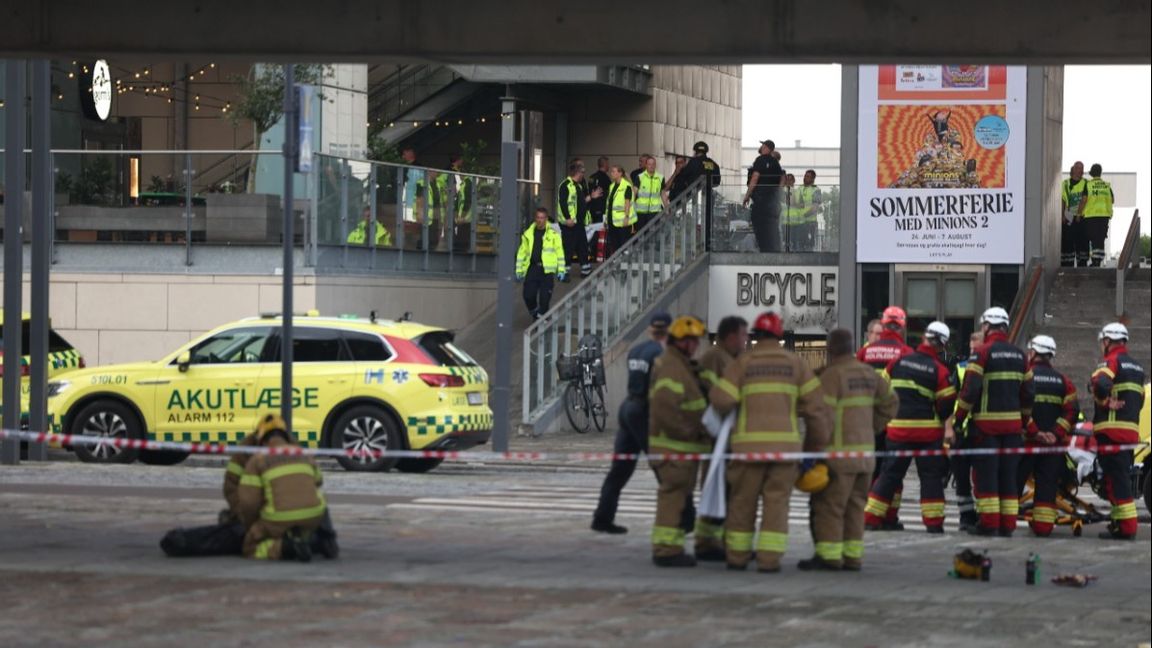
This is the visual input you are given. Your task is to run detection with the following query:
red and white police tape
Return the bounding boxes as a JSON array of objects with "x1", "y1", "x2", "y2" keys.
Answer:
[{"x1": 0, "y1": 428, "x2": 1146, "y2": 463}]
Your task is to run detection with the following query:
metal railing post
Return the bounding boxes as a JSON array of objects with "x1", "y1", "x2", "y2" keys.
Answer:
[
  {"x1": 184, "y1": 152, "x2": 193, "y2": 266},
  {"x1": 395, "y1": 166, "x2": 405, "y2": 271},
  {"x1": 339, "y1": 160, "x2": 349, "y2": 268},
  {"x1": 368, "y1": 165, "x2": 378, "y2": 270}
]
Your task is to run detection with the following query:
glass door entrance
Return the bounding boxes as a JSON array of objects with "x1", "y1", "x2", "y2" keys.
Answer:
[{"x1": 897, "y1": 267, "x2": 983, "y2": 360}]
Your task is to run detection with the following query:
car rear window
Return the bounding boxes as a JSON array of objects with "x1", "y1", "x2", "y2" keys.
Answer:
[
  {"x1": 417, "y1": 331, "x2": 477, "y2": 367},
  {"x1": 343, "y1": 331, "x2": 393, "y2": 361},
  {"x1": 0, "y1": 322, "x2": 78, "y2": 355}
]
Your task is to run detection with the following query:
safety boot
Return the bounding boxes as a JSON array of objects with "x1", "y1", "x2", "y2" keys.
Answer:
[
  {"x1": 281, "y1": 528, "x2": 313, "y2": 563},
  {"x1": 694, "y1": 547, "x2": 727, "y2": 562},
  {"x1": 652, "y1": 553, "x2": 696, "y2": 568},
  {"x1": 591, "y1": 520, "x2": 628, "y2": 535},
  {"x1": 797, "y1": 556, "x2": 842, "y2": 571},
  {"x1": 1098, "y1": 523, "x2": 1135, "y2": 541}
]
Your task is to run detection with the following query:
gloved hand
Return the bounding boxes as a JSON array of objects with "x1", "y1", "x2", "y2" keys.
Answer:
[
  {"x1": 515, "y1": 273, "x2": 525, "y2": 283},
  {"x1": 557, "y1": 272, "x2": 568, "y2": 283},
  {"x1": 799, "y1": 458, "x2": 815, "y2": 473}
]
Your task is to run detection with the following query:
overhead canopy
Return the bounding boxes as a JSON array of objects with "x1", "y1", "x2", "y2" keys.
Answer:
[{"x1": 1, "y1": 0, "x2": 1148, "y2": 63}]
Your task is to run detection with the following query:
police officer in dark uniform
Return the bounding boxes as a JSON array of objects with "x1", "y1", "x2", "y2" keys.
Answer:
[
  {"x1": 666, "y1": 142, "x2": 721, "y2": 250},
  {"x1": 592, "y1": 312, "x2": 672, "y2": 534}
]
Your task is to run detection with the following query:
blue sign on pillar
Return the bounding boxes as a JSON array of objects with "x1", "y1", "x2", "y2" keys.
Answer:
[{"x1": 296, "y1": 84, "x2": 315, "y2": 173}]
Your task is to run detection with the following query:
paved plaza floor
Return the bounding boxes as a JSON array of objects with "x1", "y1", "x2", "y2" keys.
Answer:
[{"x1": 1, "y1": 436, "x2": 1149, "y2": 647}]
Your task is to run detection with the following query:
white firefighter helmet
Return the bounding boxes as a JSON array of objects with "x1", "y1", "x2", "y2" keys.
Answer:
[
  {"x1": 980, "y1": 307, "x2": 1010, "y2": 327},
  {"x1": 1028, "y1": 335, "x2": 1057, "y2": 357},
  {"x1": 924, "y1": 321, "x2": 951, "y2": 345},
  {"x1": 1098, "y1": 322, "x2": 1129, "y2": 342}
]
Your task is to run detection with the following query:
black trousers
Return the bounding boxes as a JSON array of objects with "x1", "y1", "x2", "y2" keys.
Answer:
[
  {"x1": 593, "y1": 399, "x2": 694, "y2": 531},
  {"x1": 636, "y1": 212, "x2": 660, "y2": 233},
  {"x1": 593, "y1": 399, "x2": 650, "y2": 525},
  {"x1": 971, "y1": 431, "x2": 1023, "y2": 531},
  {"x1": 1084, "y1": 217, "x2": 1110, "y2": 266},
  {"x1": 951, "y1": 429, "x2": 974, "y2": 520},
  {"x1": 1071, "y1": 218, "x2": 1090, "y2": 266},
  {"x1": 869, "y1": 439, "x2": 948, "y2": 528},
  {"x1": 1060, "y1": 221, "x2": 1076, "y2": 266},
  {"x1": 750, "y1": 196, "x2": 780, "y2": 252},
  {"x1": 607, "y1": 224, "x2": 633, "y2": 256},
  {"x1": 560, "y1": 221, "x2": 590, "y2": 268},
  {"x1": 522, "y1": 267, "x2": 554, "y2": 317}
]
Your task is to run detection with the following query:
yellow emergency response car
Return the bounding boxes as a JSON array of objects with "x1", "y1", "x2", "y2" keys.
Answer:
[
  {"x1": 46, "y1": 314, "x2": 491, "y2": 472},
  {"x1": 0, "y1": 311, "x2": 85, "y2": 418}
]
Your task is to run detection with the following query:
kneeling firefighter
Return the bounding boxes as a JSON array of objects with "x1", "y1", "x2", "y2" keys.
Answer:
[
  {"x1": 161, "y1": 415, "x2": 339, "y2": 560},
  {"x1": 237, "y1": 414, "x2": 329, "y2": 561}
]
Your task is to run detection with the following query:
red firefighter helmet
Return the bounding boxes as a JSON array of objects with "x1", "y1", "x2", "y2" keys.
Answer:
[
  {"x1": 881, "y1": 306, "x2": 907, "y2": 328},
  {"x1": 753, "y1": 312, "x2": 784, "y2": 338}
]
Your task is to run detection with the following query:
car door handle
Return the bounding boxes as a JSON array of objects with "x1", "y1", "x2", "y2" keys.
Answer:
[{"x1": 327, "y1": 378, "x2": 347, "y2": 384}]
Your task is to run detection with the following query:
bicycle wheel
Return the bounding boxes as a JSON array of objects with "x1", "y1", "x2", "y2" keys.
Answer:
[
  {"x1": 589, "y1": 384, "x2": 608, "y2": 432},
  {"x1": 564, "y1": 381, "x2": 591, "y2": 433}
]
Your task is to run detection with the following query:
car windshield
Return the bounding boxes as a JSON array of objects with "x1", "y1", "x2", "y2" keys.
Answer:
[
  {"x1": 0, "y1": 322, "x2": 77, "y2": 356},
  {"x1": 186, "y1": 327, "x2": 272, "y2": 364},
  {"x1": 418, "y1": 331, "x2": 477, "y2": 367}
]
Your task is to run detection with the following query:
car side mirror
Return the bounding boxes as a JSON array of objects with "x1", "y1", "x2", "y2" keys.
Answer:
[{"x1": 177, "y1": 351, "x2": 191, "y2": 373}]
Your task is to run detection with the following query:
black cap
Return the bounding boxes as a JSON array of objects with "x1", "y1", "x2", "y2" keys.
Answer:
[
  {"x1": 759, "y1": 139, "x2": 775, "y2": 149},
  {"x1": 650, "y1": 311, "x2": 672, "y2": 329},
  {"x1": 693, "y1": 141, "x2": 709, "y2": 153}
]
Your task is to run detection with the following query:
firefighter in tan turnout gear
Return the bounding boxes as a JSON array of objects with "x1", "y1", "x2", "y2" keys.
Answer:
[
  {"x1": 709, "y1": 312, "x2": 830, "y2": 572},
  {"x1": 237, "y1": 414, "x2": 329, "y2": 562},
  {"x1": 648, "y1": 315, "x2": 712, "y2": 567},
  {"x1": 801, "y1": 329, "x2": 899, "y2": 571}
]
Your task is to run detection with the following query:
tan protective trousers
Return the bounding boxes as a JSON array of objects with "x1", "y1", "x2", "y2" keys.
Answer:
[
  {"x1": 810, "y1": 469, "x2": 870, "y2": 569},
  {"x1": 650, "y1": 459, "x2": 698, "y2": 558},
  {"x1": 725, "y1": 460, "x2": 799, "y2": 569}
]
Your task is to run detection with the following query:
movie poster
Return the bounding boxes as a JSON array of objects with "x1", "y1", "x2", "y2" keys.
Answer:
[{"x1": 857, "y1": 66, "x2": 1027, "y2": 263}]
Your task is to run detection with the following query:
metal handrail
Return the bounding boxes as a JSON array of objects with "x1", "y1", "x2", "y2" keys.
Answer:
[
  {"x1": 521, "y1": 177, "x2": 706, "y2": 425},
  {"x1": 1007, "y1": 256, "x2": 1044, "y2": 345},
  {"x1": 1115, "y1": 209, "x2": 1141, "y2": 317}
]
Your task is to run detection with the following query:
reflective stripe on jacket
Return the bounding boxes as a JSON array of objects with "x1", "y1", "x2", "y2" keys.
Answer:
[
  {"x1": 1091, "y1": 345, "x2": 1146, "y2": 443},
  {"x1": 709, "y1": 345, "x2": 830, "y2": 454},
  {"x1": 697, "y1": 345, "x2": 736, "y2": 394},
  {"x1": 515, "y1": 226, "x2": 566, "y2": 275},
  {"x1": 1026, "y1": 360, "x2": 1078, "y2": 445},
  {"x1": 955, "y1": 330, "x2": 1034, "y2": 434},
  {"x1": 648, "y1": 345, "x2": 710, "y2": 454},
  {"x1": 607, "y1": 180, "x2": 637, "y2": 228},
  {"x1": 236, "y1": 446, "x2": 326, "y2": 528},
  {"x1": 884, "y1": 343, "x2": 956, "y2": 442},
  {"x1": 819, "y1": 355, "x2": 897, "y2": 473},
  {"x1": 635, "y1": 172, "x2": 664, "y2": 213}
]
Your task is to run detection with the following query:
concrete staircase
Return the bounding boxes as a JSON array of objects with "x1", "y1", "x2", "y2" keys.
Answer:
[
  {"x1": 453, "y1": 276, "x2": 582, "y2": 429},
  {"x1": 1033, "y1": 268, "x2": 1150, "y2": 404}
]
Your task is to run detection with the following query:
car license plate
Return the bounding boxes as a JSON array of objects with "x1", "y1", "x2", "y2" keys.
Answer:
[{"x1": 467, "y1": 392, "x2": 484, "y2": 406}]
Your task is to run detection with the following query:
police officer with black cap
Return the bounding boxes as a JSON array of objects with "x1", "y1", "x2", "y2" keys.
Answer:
[{"x1": 667, "y1": 141, "x2": 722, "y2": 249}]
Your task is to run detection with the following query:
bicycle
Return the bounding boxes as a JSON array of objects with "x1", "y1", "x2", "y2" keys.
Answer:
[{"x1": 557, "y1": 340, "x2": 607, "y2": 434}]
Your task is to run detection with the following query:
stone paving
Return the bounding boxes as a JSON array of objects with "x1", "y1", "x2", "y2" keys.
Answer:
[{"x1": 0, "y1": 441, "x2": 1149, "y2": 647}]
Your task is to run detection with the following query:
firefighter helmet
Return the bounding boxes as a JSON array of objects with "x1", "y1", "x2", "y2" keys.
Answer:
[
  {"x1": 981, "y1": 307, "x2": 1010, "y2": 327},
  {"x1": 1098, "y1": 322, "x2": 1129, "y2": 341},
  {"x1": 795, "y1": 462, "x2": 830, "y2": 493},
  {"x1": 753, "y1": 312, "x2": 784, "y2": 338},
  {"x1": 881, "y1": 306, "x2": 907, "y2": 328},
  {"x1": 1029, "y1": 335, "x2": 1057, "y2": 356},
  {"x1": 254, "y1": 413, "x2": 289, "y2": 445},
  {"x1": 924, "y1": 321, "x2": 951, "y2": 345},
  {"x1": 668, "y1": 315, "x2": 706, "y2": 339}
]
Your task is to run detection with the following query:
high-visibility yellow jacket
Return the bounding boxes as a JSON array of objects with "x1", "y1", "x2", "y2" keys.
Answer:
[
  {"x1": 607, "y1": 179, "x2": 637, "y2": 228},
  {"x1": 515, "y1": 225, "x2": 566, "y2": 276},
  {"x1": 347, "y1": 220, "x2": 393, "y2": 246},
  {"x1": 635, "y1": 171, "x2": 665, "y2": 214},
  {"x1": 1082, "y1": 178, "x2": 1113, "y2": 218},
  {"x1": 796, "y1": 185, "x2": 822, "y2": 224}
]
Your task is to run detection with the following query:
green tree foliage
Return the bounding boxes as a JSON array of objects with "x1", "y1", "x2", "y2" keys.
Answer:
[{"x1": 229, "y1": 64, "x2": 329, "y2": 191}]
